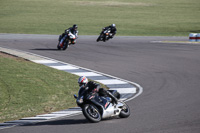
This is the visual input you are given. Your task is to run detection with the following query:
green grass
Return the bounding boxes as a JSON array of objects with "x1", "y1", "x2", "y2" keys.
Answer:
[
  {"x1": 0, "y1": 0, "x2": 199, "y2": 36},
  {"x1": 0, "y1": 54, "x2": 78, "y2": 122},
  {"x1": 0, "y1": 53, "x2": 107, "y2": 123}
]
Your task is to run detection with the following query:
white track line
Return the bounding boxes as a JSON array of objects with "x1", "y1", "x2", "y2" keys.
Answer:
[
  {"x1": 50, "y1": 65, "x2": 78, "y2": 70},
  {"x1": 95, "y1": 79, "x2": 128, "y2": 85},
  {"x1": 32, "y1": 60, "x2": 57, "y2": 63},
  {"x1": 72, "y1": 72, "x2": 103, "y2": 77},
  {"x1": 109, "y1": 88, "x2": 137, "y2": 94}
]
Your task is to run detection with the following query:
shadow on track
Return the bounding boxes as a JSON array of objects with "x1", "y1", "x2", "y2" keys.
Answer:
[
  {"x1": 21, "y1": 117, "x2": 118, "y2": 127},
  {"x1": 30, "y1": 48, "x2": 59, "y2": 51},
  {"x1": 22, "y1": 119, "x2": 89, "y2": 127}
]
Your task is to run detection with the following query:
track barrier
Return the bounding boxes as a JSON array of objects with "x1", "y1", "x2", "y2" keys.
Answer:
[
  {"x1": 189, "y1": 33, "x2": 200, "y2": 42},
  {"x1": 197, "y1": 33, "x2": 200, "y2": 42}
]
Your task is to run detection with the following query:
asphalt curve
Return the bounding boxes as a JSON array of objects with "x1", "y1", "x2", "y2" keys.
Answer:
[{"x1": 0, "y1": 34, "x2": 200, "y2": 133}]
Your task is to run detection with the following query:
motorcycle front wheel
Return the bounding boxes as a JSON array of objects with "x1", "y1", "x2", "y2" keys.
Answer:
[
  {"x1": 63, "y1": 40, "x2": 69, "y2": 50},
  {"x1": 96, "y1": 34, "x2": 102, "y2": 42},
  {"x1": 82, "y1": 104, "x2": 101, "y2": 123},
  {"x1": 57, "y1": 42, "x2": 61, "y2": 50},
  {"x1": 119, "y1": 101, "x2": 130, "y2": 118}
]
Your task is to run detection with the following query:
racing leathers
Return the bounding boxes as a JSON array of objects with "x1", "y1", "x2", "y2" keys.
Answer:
[{"x1": 78, "y1": 81, "x2": 118, "y2": 105}]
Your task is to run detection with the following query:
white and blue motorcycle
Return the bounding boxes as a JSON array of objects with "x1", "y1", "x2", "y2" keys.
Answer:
[{"x1": 74, "y1": 89, "x2": 130, "y2": 123}]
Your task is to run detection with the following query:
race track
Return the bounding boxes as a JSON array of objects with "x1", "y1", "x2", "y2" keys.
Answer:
[{"x1": 0, "y1": 34, "x2": 200, "y2": 133}]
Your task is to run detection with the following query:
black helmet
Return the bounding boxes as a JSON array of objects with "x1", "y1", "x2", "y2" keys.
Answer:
[{"x1": 73, "y1": 24, "x2": 78, "y2": 30}]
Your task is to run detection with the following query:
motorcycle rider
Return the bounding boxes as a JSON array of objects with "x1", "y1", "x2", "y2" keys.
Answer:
[
  {"x1": 102, "y1": 24, "x2": 117, "y2": 39},
  {"x1": 77, "y1": 76, "x2": 118, "y2": 105},
  {"x1": 59, "y1": 24, "x2": 78, "y2": 45}
]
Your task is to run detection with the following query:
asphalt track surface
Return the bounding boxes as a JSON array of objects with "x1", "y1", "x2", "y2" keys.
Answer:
[{"x1": 0, "y1": 34, "x2": 200, "y2": 133}]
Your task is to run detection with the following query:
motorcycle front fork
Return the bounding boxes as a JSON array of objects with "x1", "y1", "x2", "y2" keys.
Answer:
[{"x1": 60, "y1": 35, "x2": 68, "y2": 44}]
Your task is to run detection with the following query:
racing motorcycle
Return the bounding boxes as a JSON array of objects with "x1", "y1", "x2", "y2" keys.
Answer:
[
  {"x1": 96, "y1": 29, "x2": 113, "y2": 42},
  {"x1": 57, "y1": 30, "x2": 76, "y2": 50},
  {"x1": 74, "y1": 89, "x2": 130, "y2": 123}
]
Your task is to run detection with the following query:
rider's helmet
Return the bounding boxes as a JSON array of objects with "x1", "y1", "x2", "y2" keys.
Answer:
[
  {"x1": 111, "y1": 24, "x2": 116, "y2": 28},
  {"x1": 78, "y1": 76, "x2": 88, "y2": 87},
  {"x1": 73, "y1": 24, "x2": 78, "y2": 30}
]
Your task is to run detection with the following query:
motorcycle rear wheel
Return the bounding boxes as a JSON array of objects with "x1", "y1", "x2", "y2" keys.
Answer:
[
  {"x1": 119, "y1": 101, "x2": 130, "y2": 118},
  {"x1": 82, "y1": 104, "x2": 102, "y2": 123}
]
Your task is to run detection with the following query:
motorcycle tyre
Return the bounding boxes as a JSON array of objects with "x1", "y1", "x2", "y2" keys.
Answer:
[
  {"x1": 96, "y1": 34, "x2": 102, "y2": 42},
  {"x1": 103, "y1": 36, "x2": 106, "y2": 42},
  {"x1": 57, "y1": 42, "x2": 61, "y2": 50},
  {"x1": 82, "y1": 104, "x2": 102, "y2": 123},
  {"x1": 119, "y1": 101, "x2": 130, "y2": 118},
  {"x1": 96, "y1": 37, "x2": 100, "y2": 42},
  {"x1": 63, "y1": 41, "x2": 69, "y2": 50}
]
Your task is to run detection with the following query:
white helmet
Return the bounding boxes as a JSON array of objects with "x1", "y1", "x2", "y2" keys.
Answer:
[
  {"x1": 111, "y1": 24, "x2": 116, "y2": 27},
  {"x1": 78, "y1": 76, "x2": 88, "y2": 87}
]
